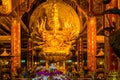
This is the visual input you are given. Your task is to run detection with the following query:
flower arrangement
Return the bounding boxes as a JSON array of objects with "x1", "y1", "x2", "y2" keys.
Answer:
[
  {"x1": 35, "y1": 69, "x2": 67, "y2": 80},
  {"x1": 36, "y1": 70, "x2": 63, "y2": 76},
  {"x1": 35, "y1": 64, "x2": 68, "y2": 80}
]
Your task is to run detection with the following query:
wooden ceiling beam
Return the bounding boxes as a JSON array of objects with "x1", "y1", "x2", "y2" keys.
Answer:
[
  {"x1": 0, "y1": 28, "x2": 10, "y2": 35},
  {"x1": 0, "y1": 36, "x2": 11, "y2": 40},
  {"x1": 21, "y1": 20, "x2": 29, "y2": 33},
  {"x1": 0, "y1": 19, "x2": 11, "y2": 32},
  {"x1": 5, "y1": 16, "x2": 29, "y2": 33},
  {"x1": 4, "y1": 17, "x2": 11, "y2": 23},
  {"x1": 97, "y1": 26, "x2": 103, "y2": 34},
  {"x1": 13, "y1": 10, "x2": 29, "y2": 33}
]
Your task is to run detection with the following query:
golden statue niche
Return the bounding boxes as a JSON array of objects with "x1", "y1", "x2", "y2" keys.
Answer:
[{"x1": 29, "y1": 0, "x2": 81, "y2": 61}]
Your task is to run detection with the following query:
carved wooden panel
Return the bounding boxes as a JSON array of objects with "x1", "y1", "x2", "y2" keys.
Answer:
[{"x1": 90, "y1": 0, "x2": 104, "y2": 16}]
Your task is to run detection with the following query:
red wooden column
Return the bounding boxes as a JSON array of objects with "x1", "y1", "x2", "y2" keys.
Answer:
[
  {"x1": 87, "y1": 17, "x2": 96, "y2": 72},
  {"x1": 11, "y1": 19, "x2": 21, "y2": 73},
  {"x1": 27, "y1": 38, "x2": 33, "y2": 69}
]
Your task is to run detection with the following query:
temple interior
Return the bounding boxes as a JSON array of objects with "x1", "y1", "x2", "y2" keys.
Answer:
[{"x1": 0, "y1": 0, "x2": 120, "y2": 80}]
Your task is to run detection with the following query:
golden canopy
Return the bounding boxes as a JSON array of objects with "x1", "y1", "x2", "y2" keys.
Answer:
[{"x1": 29, "y1": 0, "x2": 81, "y2": 61}]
